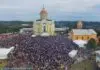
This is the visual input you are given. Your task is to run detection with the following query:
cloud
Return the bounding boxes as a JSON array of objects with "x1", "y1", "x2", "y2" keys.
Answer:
[
  {"x1": 0, "y1": 0, "x2": 100, "y2": 21},
  {"x1": 0, "y1": 0, "x2": 100, "y2": 11}
]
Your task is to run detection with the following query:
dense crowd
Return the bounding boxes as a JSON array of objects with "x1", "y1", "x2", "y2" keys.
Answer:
[
  {"x1": 0, "y1": 33, "x2": 18, "y2": 40},
  {"x1": 0, "y1": 34, "x2": 91, "y2": 70}
]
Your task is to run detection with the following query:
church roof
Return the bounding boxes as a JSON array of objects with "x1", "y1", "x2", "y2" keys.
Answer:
[{"x1": 72, "y1": 29, "x2": 97, "y2": 35}]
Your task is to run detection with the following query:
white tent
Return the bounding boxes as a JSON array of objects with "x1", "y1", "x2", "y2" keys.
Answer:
[
  {"x1": 32, "y1": 35, "x2": 36, "y2": 37},
  {"x1": 95, "y1": 50, "x2": 100, "y2": 62},
  {"x1": 68, "y1": 50, "x2": 78, "y2": 58},
  {"x1": 73, "y1": 40, "x2": 87, "y2": 48},
  {"x1": 95, "y1": 50, "x2": 100, "y2": 54},
  {"x1": 40, "y1": 32, "x2": 50, "y2": 37},
  {"x1": 0, "y1": 47, "x2": 14, "y2": 59}
]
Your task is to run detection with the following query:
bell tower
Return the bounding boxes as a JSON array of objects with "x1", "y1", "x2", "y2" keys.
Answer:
[
  {"x1": 77, "y1": 21, "x2": 83, "y2": 29},
  {"x1": 33, "y1": 6, "x2": 55, "y2": 36}
]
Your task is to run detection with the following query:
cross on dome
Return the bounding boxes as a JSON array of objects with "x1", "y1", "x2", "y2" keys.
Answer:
[{"x1": 40, "y1": 5, "x2": 48, "y2": 14}]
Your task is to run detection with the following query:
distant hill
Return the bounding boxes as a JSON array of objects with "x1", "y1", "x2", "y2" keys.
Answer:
[
  {"x1": 0, "y1": 21, "x2": 100, "y2": 35},
  {"x1": 0, "y1": 21, "x2": 100, "y2": 28}
]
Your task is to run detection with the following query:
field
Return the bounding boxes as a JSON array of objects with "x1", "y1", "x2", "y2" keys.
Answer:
[{"x1": 70, "y1": 59, "x2": 96, "y2": 70}]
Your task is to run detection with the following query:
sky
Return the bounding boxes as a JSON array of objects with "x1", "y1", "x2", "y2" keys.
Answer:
[{"x1": 0, "y1": 0, "x2": 100, "y2": 21}]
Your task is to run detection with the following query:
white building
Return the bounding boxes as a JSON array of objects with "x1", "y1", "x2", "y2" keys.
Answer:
[
  {"x1": 0, "y1": 47, "x2": 14, "y2": 67},
  {"x1": 20, "y1": 28, "x2": 33, "y2": 34}
]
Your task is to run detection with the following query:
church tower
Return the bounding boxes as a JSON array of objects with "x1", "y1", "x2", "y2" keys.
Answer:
[
  {"x1": 33, "y1": 7, "x2": 55, "y2": 36},
  {"x1": 76, "y1": 21, "x2": 83, "y2": 29}
]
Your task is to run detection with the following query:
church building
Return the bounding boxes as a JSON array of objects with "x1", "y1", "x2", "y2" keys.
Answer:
[
  {"x1": 71, "y1": 29, "x2": 97, "y2": 40},
  {"x1": 76, "y1": 21, "x2": 83, "y2": 29},
  {"x1": 33, "y1": 7, "x2": 55, "y2": 36}
]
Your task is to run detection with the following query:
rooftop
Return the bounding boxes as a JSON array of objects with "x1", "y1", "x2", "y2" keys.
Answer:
[{"x1": 72, "y1": 29, "x2": 97, "y2": 35}]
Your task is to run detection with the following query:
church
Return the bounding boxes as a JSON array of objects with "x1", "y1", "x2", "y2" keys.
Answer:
[
  {"x1": 71, "y1": 21, "x2": 97, "y2": 41},
  {"x1": 33, "y1": 7, "x2": 55, "y2": 36}
]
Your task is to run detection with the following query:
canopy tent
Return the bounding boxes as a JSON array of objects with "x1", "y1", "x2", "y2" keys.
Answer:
[
  {"x1": 95, "y1": 50, "x2": 100, "y2": 54},
  {"x1": 73, "y1": 40, "x2": 87, "y2": 48},
  {"x1": 32, "y1": 35, "x2": 36, "y2": 37},
  {"x1": 0, "y1": 47, "x2": 14, "y2": 59},
  {"x1": 40, "y1": 32, "x2": 50, "y2": 37},
  {"x1": 94, "y1": 50, "x2": 100, "y2": 62},
  {"x1": 68, "y1": 50, "x2": 78, "y2": 58}
]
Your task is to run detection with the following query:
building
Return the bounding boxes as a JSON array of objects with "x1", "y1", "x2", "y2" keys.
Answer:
[
  {"x1": 55, "y1": 27, "x2": 68, "y2": 35},
  {"x1": 76, "y1": 21, "x2": 83, "y2": 29},
  {"x1": 71, "y1": 29, "x2": 97, "y2": 40},
  {"x1": 21, "y1": 24, "x2": 31, "y2": 27},
  {"x1": 33, "y1": 7, "x2": 55, "y2": 36},
  {"x1": 20, "y1": 28, "x2": 33, "y2": 34},
  {"x1": 0, "y1": 47, "x2": 14, "y2": 68}
]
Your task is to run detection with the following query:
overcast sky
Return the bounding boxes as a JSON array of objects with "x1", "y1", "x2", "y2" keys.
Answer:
[{"x1": 0, "y1": 0, "x2": 100, "y2": 21}]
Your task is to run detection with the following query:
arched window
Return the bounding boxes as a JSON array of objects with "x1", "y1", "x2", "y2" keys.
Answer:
[
  {"x1": 82, "y1": 36, "x2": 84, "y2": 40},
  {"x1": 87, "y1": 36, "x2": 90, "y2": 39},
  {"x1": 43, "y1": 23, "x2": 46, "y2": 32},
  {"x1": 76, "y1": 36, "x2": 78, "y2": 40}
]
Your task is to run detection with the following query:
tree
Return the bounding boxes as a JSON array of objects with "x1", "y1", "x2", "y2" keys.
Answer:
[
  {"x1": 86, "y1": 38, "x2": 97, "y2": 49},
  {"x1": 96, "y1": 36, "x2": 100, "y2": 46}
]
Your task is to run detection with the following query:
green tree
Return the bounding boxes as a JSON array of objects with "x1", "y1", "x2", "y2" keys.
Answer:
[{"x1": 86, "y1": 38, "x2": 97, "y2": 49}]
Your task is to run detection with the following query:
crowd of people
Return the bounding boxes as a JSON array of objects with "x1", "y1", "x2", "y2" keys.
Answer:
[
  {"x1": 0, "y1": 34, "x2": 91, "y2": 70},
  {"x1": 0, "y1": 33, "x2": 18, "y2": 40}
]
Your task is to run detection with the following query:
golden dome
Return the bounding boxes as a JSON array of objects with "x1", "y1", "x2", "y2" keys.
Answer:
[{"x1": 40, "y1": 8, "x2": 48, "y2": 14}]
